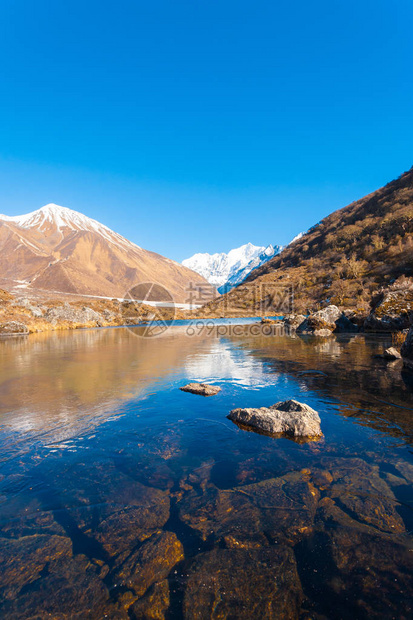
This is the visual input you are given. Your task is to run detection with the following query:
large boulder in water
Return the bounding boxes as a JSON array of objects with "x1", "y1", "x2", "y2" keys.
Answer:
[
  {"x1": 297, "y1": 305, "x2": 358, "y2": 336},
  {"x1": 228, "y1": 399, "x2": 322, "y2": 439}
]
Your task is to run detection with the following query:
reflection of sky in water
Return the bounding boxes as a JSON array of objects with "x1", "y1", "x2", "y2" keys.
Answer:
[{"x1": 184, "y1": 340, "x2": 280, "y2": 388}]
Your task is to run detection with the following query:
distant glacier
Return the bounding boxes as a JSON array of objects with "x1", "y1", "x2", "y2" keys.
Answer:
[{"x1": 182, "y1": 242, "x2": 282, "y2": 294}]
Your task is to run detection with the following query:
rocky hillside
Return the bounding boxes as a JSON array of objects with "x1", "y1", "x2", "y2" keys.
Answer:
[
  {"x1": 0, "y1": 289, "x2": 180, "y2": 335},
  {"x1": 0, "y1": 204, "x2": 209, "y2": 303},
  {"x1": 199, "y1": 167, "x2": 413, "y2": 316}
]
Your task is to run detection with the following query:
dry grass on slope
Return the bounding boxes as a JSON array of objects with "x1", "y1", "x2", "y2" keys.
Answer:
[{"x1": 200, "y1": 167, "x2": 413, "y2": 316}]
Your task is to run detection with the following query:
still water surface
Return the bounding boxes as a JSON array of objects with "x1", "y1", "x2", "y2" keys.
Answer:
[{"x1": 0, "y1": 325, "x2": 412, "y2": 619}]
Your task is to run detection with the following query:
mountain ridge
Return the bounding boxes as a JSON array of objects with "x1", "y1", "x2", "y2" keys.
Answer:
[
  {"x1": 0, "y1": 203, "x2": 209, "y2": 302},
  {"x1": 183, "y1": 242, "x2": 282, "y2": 293},
  {"x1": 197, "y1": 167, "x2": 413, "y2": 316}
]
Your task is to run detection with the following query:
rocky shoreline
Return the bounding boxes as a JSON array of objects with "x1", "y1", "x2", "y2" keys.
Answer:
[
  {"x1": 1, "y1": 286, "x2": 412, "y2": 372},
  {"x1": 0, "y1": 289, "x2": 178, "y2": 336}
]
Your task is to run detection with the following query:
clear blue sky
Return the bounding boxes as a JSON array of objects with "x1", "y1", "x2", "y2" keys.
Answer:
[{"x1": 0, "y1": 0, "x2": 412, "y2": 261}]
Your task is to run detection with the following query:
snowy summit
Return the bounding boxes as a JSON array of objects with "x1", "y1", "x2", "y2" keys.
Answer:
[
  {"x1": 182, "y1": 242, "x2": 283, "y2": 293},
  {"x1": 0, "y1": 203, "x2": 140, "y2": 250}
]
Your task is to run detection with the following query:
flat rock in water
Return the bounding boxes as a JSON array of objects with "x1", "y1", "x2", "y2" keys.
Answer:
[
  {"x1": 180, "y1": 382, "x2": 221, "y2": 396},
  {"x1": 228, "y1": 399, "x2": 322, "y2": 438}
]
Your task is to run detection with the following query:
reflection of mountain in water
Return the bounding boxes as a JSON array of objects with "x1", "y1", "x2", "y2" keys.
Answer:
[{"x1": 0, "y1": 327, "x2": 215, "y2": 450}]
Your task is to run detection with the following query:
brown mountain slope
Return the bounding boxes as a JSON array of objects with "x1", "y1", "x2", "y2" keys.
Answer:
[
  {"x1": 199, "y1": 167, "x2": 413, "y2": 316},
  {"x1": 0, "y1": 204, "x2": 209, "y2": 302}
]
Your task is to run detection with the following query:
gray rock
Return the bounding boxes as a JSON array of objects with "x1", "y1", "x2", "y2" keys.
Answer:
[
  {"x1": 297, "y1": 305, "x2": 339, "y2": 336},
  {"x1": 102, "y1": 309, "x2": 116, "y2": 321},
  {"x1": 364, "y1": 287, "x2": 413, "y2": 332},
  {"x1": 382, "y1": 347, "x2": 402, "y2": 360},
  {"x1": 0, "y1": 321, "x2": 29, "y2": 336},
  {"x1": 228, "y1": 399, "x2": 322, "y2": 438},
  {"x1": 313, "y1": 304, "x2": 342, "y2": 323},
  {"x1": 180, "y1": 383, "x2": 221, "y2": 396},
  {"x1": 335, "y1": 313, "x2": 359, "y2": 333},
  {"x1": 283, "y1": 314, "x2": 306, "y2": 330},
  {"x1": 298, "y1": 305, "x2": 358, "y2": 335},
  {"x1": 45, "y1": 303, "x2": 103, "y2": 325},
  {"x1": 15, "y1": 298, "x2": 44, "y2": 317}
]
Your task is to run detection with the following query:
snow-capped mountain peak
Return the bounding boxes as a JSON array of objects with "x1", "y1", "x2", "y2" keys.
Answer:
[
  {"x1": 0, "y1": 203, "x2": 141, "y2": 250},
  {"x1": 0, "y1": 203, "x2": 210, "y2": 300},
  {"x1": 182, "y1": 242, "x2": 283, "y2": 293}
]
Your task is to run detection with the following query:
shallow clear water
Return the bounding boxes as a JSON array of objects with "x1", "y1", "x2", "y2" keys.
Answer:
[{"x1": 0, "y1": 325, "x2": 412, "y2": 619}]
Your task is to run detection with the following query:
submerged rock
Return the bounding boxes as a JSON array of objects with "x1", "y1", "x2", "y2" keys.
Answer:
[
  {"x1": 114, "y1": 531, "x2": 184, "y2": 599},
  {"x1": 0, "y1": 497, "x2": 67, "y2": 538},
  {"x1": 228, "y1": 399, "x2": 322, "y2": 439},
  {"x1": 183, "y1": 546, "x2": 303, "y2": 619},
  {"x1": 60, "y1": 467, "x2": 171, "y2": 559},
  {"x1": 307, "y1": 497, "x2": 413, "y2": 619},
  {"x1": 179, "y1": 470, "x2": 320, "y2": 546},
  {"x1": 0, "y1": 553, "x2": 116, "y2": 619},
  {"x1": 94, "y1": 487, "x2": 171, "y2": 558},
  {"x1": 129, "y1": 580, "x2": 170, "y2": 620},
  {"x1": 180, "y1": 382, "x2": 221, "y2": 396},
  {"x1": 392, "y1": 458, "x2": 413, "y2": 483},
  {"x1": 326, "y1": 458, "x2": 406, "y2": 534},
  {"x1": 0, "y1": 534, "x2": 72, "y2": 600}
]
